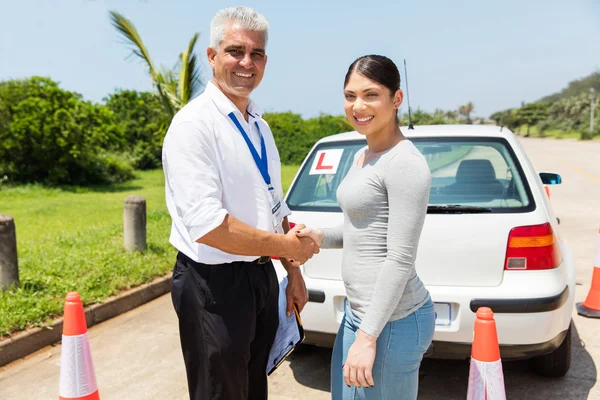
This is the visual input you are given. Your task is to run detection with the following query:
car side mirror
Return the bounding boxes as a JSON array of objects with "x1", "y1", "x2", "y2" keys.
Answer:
[{"x1": 539, "y1": 172, "x2": 562, "y2": 185}]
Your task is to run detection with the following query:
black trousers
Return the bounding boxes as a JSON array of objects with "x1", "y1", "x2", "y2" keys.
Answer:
[{"x1": 171, "y1": 252, "x2": 279, "y2": 400}]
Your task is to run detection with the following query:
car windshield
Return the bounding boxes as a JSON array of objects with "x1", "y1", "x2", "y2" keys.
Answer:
[{"x1": 286, "y1": 137, "x2": 534, "y2": 213}]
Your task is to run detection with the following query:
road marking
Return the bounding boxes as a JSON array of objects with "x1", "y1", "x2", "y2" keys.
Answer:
[{"x1": 541, "y1": 151, "x2": 600, "y2": 184}]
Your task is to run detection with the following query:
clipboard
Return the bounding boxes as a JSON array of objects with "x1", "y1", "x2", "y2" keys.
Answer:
[{"x1": 266, "y1": 278, "x2": 305, "y2": 376}]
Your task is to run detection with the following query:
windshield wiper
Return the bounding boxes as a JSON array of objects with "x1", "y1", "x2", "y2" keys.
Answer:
[{"x1": 427, "y1": 205, "x2": 492, "y2": 214}]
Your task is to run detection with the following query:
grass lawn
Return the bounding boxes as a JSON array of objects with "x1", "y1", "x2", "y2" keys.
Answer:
[
  {"x1": 0, "y1": 166, "x2": 300, "y2": 337},
  {"x1": 281, "y1": 165, "x2": 300, "y2": 193}
]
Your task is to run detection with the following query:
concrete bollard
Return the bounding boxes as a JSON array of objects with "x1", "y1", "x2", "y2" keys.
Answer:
[
  {"x1": 0, "y1": 214, "x2": 19, "y2": 290},
  {"x1": 124, "y1": 196, "x2": 147, "y2": 252}
]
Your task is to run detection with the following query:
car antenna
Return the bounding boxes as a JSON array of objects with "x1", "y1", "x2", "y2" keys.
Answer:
[
  {"x1": 499, "y1": 111, "x2": 504, "y2": 132},
  {"x1": 404, "y1": 59, "x2": 414, "y2": 130}
]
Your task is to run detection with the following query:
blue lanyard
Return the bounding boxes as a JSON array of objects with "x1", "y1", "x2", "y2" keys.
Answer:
[{"x1": 228, "y1": 112, "x2": 273, "y2": 191}]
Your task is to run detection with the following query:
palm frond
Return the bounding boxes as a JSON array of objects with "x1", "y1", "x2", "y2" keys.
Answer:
[
  {"x1": 157, "y1": 69, "x2": 181, "y2": 110},
  {"x1": 109, "y1": 11, "x2": 157, "y2": 80},
  {"x1": 109, "y1": 10, "x2": 175, "y2": 117},
  {"x1": 178, "y1": 33, "x2": 204, "y2": 106}
]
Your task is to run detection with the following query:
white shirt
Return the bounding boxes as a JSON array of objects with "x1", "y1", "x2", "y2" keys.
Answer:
[{"x1": 162, "y1": 82, "x2": 291, "y2": 264}]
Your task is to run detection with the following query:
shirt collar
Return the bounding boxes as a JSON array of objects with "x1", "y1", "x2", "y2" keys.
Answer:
[{"x1": 206, "y1": 81, "x2": 263, "y2": 120}]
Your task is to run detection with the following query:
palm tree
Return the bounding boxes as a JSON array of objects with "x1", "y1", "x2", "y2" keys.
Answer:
[
  {"x1": 109, "y1": 11, "x2": 203, "y2": 119},
  {"x1": 459, "y1": 102, "x2": 475, "y2": 124}
]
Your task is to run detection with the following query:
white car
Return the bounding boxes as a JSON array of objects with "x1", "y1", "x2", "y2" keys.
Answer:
[{"x1": 273, "y1": 124, "x2": 575, "y2": 377}]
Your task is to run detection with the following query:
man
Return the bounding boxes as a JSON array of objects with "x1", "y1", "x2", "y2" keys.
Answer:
[{"x1": 162, "y1": 6, "x2": 318, "y2": 400}]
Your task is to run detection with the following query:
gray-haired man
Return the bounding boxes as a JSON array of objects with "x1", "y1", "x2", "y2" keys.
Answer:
[{"x1": 162, "y1": 6, "x2": 317, "y2": 400}]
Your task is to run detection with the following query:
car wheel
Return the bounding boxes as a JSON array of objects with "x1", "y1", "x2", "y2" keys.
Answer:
[{"x1": 529, "y1": 322, "x2": 572, "y2": 377}]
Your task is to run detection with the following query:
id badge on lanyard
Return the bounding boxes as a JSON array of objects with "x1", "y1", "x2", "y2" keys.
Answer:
[
  {"x1": 228, "y1": 112, "x2": 284, "y2": 234},
  {"x1": 268, "y1": 186, "x2": 284, "y2": 234}
]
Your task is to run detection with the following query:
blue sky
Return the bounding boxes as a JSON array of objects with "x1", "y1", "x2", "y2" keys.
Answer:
[{"x1": 1, "y1": 0, "x2": 598, "y2": 119}]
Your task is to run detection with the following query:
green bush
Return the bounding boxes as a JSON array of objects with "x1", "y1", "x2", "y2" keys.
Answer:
[
  {"x1": 132, "y1": 141, "x2": 162, "y2": 170},
  {"x1": 0, "y1": 77, "x2": 132, "y2": 185},
  {"x1": 580, "y1": 125, "x2": 600, "y2": 141},
  {"x1": 104, "y1": 90, "x2": 169, "y2": 170},
  {"x1": 85, "y1": 150, "x2": 136, "y2": 184},
  {"x1": 536, "y1": 119, "x2": 552, "y2": 135},
  {"x1": 265, "y1": 112, "x2": 353, "y2": 165}
]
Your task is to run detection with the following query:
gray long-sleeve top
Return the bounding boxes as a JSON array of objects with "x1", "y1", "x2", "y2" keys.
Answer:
[{"x1": 322, "y1": 140, "x2": 432, "y2": 337}]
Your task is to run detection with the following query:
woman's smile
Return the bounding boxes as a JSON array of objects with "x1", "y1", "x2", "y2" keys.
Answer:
[{"x1": 353, "y1": 114, "x2": 374, "y2": 125}]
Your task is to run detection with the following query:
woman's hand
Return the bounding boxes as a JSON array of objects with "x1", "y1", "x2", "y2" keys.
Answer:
[
  {"x1": 295, "y1": 227, "x2": 324, "y2": 248},
  {"x1": 343, "y1": 330, "x2": 377, "y2": 388}
]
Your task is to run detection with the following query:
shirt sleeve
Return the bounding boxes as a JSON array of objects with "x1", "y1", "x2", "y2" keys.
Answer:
[
  {"x1": 358, "y1": 153, "x2": 432, "y2": 337},
  {"x1": 321, "y1": 225, "x2": 344, "y2": 249},
  {"x1": 163, "y1": 120, "x2": 228, "y2": 243}
]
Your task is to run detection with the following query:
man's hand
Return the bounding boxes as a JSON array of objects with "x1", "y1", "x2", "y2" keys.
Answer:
[
  {"x1": 281, "y1": 224, "x2": 319, "y2": 264},
  {"x1": 280, "y1": 263, "x2": 308, "y2": 316}
]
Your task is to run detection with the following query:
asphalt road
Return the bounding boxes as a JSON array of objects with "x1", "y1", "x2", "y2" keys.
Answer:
[{"x1": 1, "y1": 136, "x2": 599, "y2": 399}]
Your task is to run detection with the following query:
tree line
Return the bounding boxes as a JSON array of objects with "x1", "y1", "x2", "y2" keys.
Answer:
[
  {"x1": 0, "y1": 75, "x2": 484, "y2": 186},
  {"x1": 0, "y1": 76, "x2": 357, "y2": 186},
  {"x1": 2, "y1": 72, "x2": 596, "y2": 187},
  {"x1": 0, "y1": 78, "x2": 167, "y2": 186},
  {"x1": 490, "y1": 72, "x2": 600, "y2": 140}
]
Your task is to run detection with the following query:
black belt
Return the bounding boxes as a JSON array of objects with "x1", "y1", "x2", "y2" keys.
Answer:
[{"x1": 255, "y1": 256, "x2": 271, "y2": 264}]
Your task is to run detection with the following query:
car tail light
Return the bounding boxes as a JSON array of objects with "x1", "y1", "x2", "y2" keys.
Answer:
[
  {"x1": 271, "y1": 222, "x2": 296, "y2": 260},
  {"x1": 504, "y1": 223, "x2": 561, "y2": 270}
]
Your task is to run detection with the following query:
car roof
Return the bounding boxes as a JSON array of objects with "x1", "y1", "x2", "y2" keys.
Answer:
[{"x1": 317, "y1": 124, "x2": 516, "y2": 144}]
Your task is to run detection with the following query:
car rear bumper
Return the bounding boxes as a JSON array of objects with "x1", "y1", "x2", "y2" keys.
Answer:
[
  {"x1": 469, "y1": 285, "x2": 569, "y2": 313},
  {"x1": 302, "y1": 328, "x2": 569, "y2": 360},
  {"x1": 427, "y1": 328, "x2": 569, "y2": 360},
  {"x1": 304, "y1": 286, "x2": 570, "y2": 360},
  {"x1": 290, "y1": 265, "x2": 575, "y2": 355},
  {"x1": 308, "y1": 285, "x2": 570, "y2": 314}
]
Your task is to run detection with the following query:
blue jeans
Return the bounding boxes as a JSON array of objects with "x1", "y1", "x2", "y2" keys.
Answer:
[{"x1": 331, "y1": 298, "x2": 435, "y2": 400}]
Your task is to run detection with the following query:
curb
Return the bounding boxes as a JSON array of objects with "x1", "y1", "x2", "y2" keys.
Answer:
[{"x1": 0, "y1": 272, "x2": 172, "y2": 367}]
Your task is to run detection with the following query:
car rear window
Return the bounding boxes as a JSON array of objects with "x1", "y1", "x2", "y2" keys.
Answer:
[{"x1": 286, "y1": 137, "x2": 535, "y2": 213}]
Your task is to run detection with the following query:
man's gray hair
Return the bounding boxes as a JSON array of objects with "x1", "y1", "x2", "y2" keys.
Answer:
[{"x1": 210, "y1": 7, "x2": 269, "y2": 50}]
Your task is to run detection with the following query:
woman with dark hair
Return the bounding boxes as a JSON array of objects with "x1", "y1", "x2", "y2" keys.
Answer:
[{"x1": 297, "y1": 55, "x2": 434, "y2": 399}]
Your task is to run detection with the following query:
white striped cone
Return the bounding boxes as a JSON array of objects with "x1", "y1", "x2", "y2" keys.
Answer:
[
  {"x1": 59, "y1": 332, "x2": 99, "y2": 400},
  {"x1": 467, "y1": 358, "x2": 506, "y2": 400}
]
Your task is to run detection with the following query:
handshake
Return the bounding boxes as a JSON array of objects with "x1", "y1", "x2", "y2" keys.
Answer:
[{"x1": 280, "y1": 225, "x2": 323, "y2": 266}]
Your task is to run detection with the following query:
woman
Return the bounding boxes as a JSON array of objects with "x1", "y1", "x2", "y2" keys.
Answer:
[{"x1": 297, "y1": 55, "x2": 434, "y2": 400}]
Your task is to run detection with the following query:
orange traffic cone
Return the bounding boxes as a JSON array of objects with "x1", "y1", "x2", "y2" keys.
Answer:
[
  {"x1": 467, "y1": 307, "x2": 506, "y2": 400},
  {"x1": 577, "y1": 227, "x2": 600, "y2": 318},
  {"x1": 58, "y1": 292, "x2": 100, "y2": 400}
]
